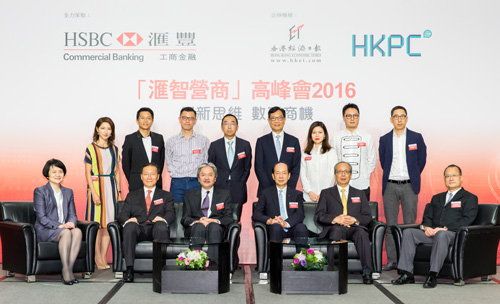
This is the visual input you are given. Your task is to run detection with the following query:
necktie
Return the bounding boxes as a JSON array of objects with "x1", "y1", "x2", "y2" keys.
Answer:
[
  {"x1": 278, "y1": 189, "x2": 288, "y2": 220},
  {"x1": 201, "y1": 191, "x2": 210, "y2": 217},
  {"x1": 341, "y1": 188, "x2": 348, "y2": 215},
  {"x1": 227, "y1": 141, "x2": 234, "y2": 168},
  {"x1": 445, "y1": 192, "x2": 453, "y2": 205},
  {"x1": 146, "y1": 190, "x2": 152, "y2": 213},
  {"x1": 275, "y1": 135, "x2": 282, "y2": 160}
]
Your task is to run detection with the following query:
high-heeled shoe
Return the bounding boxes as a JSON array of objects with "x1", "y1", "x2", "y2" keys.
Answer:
[
  {"x1": 61, "y1": 275, "x2": 74, "y2": 286},
  {"x1": 72, "y1": 278, "x2": 80, "y2": 284}
]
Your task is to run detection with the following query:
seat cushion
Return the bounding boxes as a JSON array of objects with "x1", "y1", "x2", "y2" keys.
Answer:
[{"x1": 37, "y1": 241, "x2": 86, "y2": 260}]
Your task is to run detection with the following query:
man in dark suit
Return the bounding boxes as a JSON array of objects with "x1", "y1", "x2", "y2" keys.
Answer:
[
  {"x1": 208, "y1": 114, "x2": 252, "y2": 220},
  {"x1": 315, "y1": 161, "x2": 374, "y2": 284},
  {"x1": 255, "y1": 106, "x2": 301, "y2": 196},
  {"x1": 118, "y1": 163, "x2": 175, "y2": 282},
  {"x1": 379, "y1": 105, "x2": 427, "y2": 270},
  {"x1": 181, "y1": 162, "x2": 233, "y2": 261},
  {"x1": 252, "y1": 162, "x2": 308, "y2": 248},
  {"x1": 122, "y1": 107, "x2": 165, "y2": 191},
  {"x1": 392, "y1": 164, "x2": 478, "y2": 288}
]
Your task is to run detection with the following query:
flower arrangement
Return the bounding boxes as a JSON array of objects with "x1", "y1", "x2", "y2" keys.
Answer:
[
  {"x1": 176, "y1": 249, "x2": 209, "y2": 270},
  {"x1": 291, "y1": 248, "x2": 327, "y2": 271}
]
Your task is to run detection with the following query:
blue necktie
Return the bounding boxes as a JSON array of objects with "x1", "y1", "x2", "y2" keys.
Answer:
[
  {"x1": 227, "y1": 141, "x2": 234, "y2": 168},
  {"x1": 275, "y1": 135, "x2": 282, "y2": 160},
  {"x1": 278, "y1": 189, "x2": 288, "y2": 220},
  {"x1": 201, "y1": 191, "x2": 210, "y2": 217}
]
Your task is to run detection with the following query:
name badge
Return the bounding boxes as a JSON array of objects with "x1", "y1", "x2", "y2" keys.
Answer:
[
  {"x1": 450, "y1": 201, "x2": 461, "y2": 208},
  {"x1": 408, "y1": 143, "x2": 418, "y2": 151},
  {"x1": 192, "y1": 148, "x2": 202, "y2": 154},
  {"x1": 237, "y1": 152, "x2": 246, "y2": 159},
  {"x1": 154, "y1": 199, "x2": 164, "y2": 205},
  {"x1": 304, "y1": 156, "x2": 312, "y2": 161},
  {"x1": 357, "y1": 142, "x2": 366, "y2": 147},
  {"x1": 152, "y1": 146, "x2": 159, "y2": 153},
  {"x1": 351, "y1": 197, "x2": 361, "y2": 203},
  {"x1": 286, "y1": 147, "x2": 295, "y2": 153},
  {"x1": 289, "y1": 202, "x2": 299, "y2": 209},
  {"x1": 216, "y1": 202, "x2": 225, "y2": 210}
]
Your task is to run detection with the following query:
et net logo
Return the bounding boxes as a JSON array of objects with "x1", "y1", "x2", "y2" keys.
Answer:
[{"x1": 64, "y1": 32, "x2": 144, "y2": 47}]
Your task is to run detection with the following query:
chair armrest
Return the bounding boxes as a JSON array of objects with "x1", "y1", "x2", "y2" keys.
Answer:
[
  {"x1": 0, "y1": 221, "x2": 36, "y2": 275},
  {"x1": 77, "y1": 220, "x2": 99, "y2": 273},
  {"x1": 453, "y1": 225, "x2": 500, "y2": 280},
  {"x1": 107, "y1": 221, "x2": 124, "y2": 272},
  {"x1": 252, "y1": 222, "x2": 268, "y2": 273},
  {"x1": 368, "y1": 220, "x2": 386, "y2": 273},
  {"x1": 226, "y1": 222, "x2": 241, "y2": 273},
  {"x1": 390, "y1": 224, "x2": 420, "y2": 263}
]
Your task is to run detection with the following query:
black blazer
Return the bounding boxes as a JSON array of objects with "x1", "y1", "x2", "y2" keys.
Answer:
[
  {"x1": 118, "y1": 188, "x2": 175, "y2": 225},
  {"x1": 252, "y1": 186, "x2": 305, "y2": 228},
  {"x1": 208, "y1": 137, "x2": 252, "y2": 205},
  {"x1": 422, "y1": 188, "x2": 478, "y2": 232},
  {"x1": 122, "y1": 131, "x2": 165, "y2": 191},
  {"x1": 181, "y1": 188, "x2": 234, "y2": 228},
  {"x1": 255, "y1": 132, "x2": 301, "y2": 196},
  {"x1": 315, "y1": 186, "x2": 372, "y2": 239}
]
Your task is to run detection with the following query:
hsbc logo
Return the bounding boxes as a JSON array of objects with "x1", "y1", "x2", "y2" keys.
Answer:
[
  {"x1": 65, "y1": 32, "x2": 144, "y2": 47},
  {"x1": 116, "y1": 32, "x2": 143, "y2": 46}
]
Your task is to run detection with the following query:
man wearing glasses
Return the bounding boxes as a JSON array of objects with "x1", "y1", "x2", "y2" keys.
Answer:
[
  {"x1": 392, "y1": 165, "x2": 477, "y2": 288},
  {"x1": 255, "y1": 106, "x2": 301, "y2": 196},
  {"x1": 379, "y1": 105, "x2": 427, "y2": 271},
  {"x1": 333, "y1": 103, "x2": 376, "y2": 200},
  {"x1": 166, "y1": 107, "x2": 210, "y2": 203}
]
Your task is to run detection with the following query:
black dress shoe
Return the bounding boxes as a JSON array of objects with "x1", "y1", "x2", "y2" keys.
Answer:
[
  {"x1": 124, "y1": 268, "x2": 134, "y2": 283},
  {"x1": 423, "y1": 275, "x2": 437, "y2": 288},
  {"x1": 382, "y1": 263, "x2": 397, "y2": 271},
  {"x1": 61, "y1": 276, "x2": 74, "y2": 286},
  {"x1": 362, "y1": 273, "x2": 374, "y2": 284},
  {"x1": 391, "y1": 272, "x2": 415, "y2": 285}
]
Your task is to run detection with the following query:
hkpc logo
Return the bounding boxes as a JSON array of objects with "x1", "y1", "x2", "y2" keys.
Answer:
[
  {"x1": 116, "y1": 32, "x2": 143, "y2": 46},
  {"x1": 351, "y1": 30, "x2": 432, "y2": 57}
]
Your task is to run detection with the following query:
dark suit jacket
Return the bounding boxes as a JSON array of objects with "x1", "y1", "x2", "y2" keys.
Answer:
[
  {"x1": 315, "y1": 186, "x2": 372, "y2": 239},
  {"x1": 252, "y1": 186, "x2": 305, "y2": 228},
  {"x1": 422, "y1": 188, "x2": 478, "y2": 232},
  {"x1": 122, "y1": 131, "x2": 165, "y2": 191},
  {"x1": 208, "y1": 137, "x2": 252, "y2": 205},
  {"x1": 378, "y1": 128, "x2": 427, "y2": 194},
  {"x1": 181, "y1": 188, "x2": 234, "y2": 229},
  {"x1": 33, "y1": 183, "x2": 77, "y2": 242},
  {"x1": 255, "y1": 132, "x2": 301, "y2": 196},
  {"x1": 117, "y1": 188, "x2": 175, "y2": 225}
]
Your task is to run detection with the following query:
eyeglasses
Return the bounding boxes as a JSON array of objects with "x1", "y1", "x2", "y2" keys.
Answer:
[
  {"x1": 392, "y1": 114, "x2": 407, "y2": 120},
  {"x1": 335, "y1": 170, "x2": 352, "y2": 175},
  {"x1": 180, "y1": 116, "x2": 196, "y2": 121},
  {"x1": 269, "y1": 116, "x2": 285, "y2": 122},
  {"x1": 344, "y1": 114, "x2": 359, "y2": 119}
]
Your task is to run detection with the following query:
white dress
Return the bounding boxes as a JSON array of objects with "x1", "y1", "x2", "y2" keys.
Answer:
[{"x1": 300, "y1": 146, "x2": 338, "y2": 202}]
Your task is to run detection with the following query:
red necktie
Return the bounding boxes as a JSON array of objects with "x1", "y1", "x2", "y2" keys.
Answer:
[{"x1": 146, "y1": 190, "x2": 152, "y2": 213}]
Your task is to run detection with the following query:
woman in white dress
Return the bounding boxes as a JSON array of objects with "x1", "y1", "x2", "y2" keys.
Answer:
[{"x1": 300, "y1": 121, "x2": 338, "y2": 202}]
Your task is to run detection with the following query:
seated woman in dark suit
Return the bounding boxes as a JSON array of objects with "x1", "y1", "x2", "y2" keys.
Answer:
[{"x1": 34, "y1": 159, "x2": 82, "y2": 285}]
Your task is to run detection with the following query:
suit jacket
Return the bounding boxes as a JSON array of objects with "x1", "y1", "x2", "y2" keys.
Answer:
[
  {"x1": 255, "y1": 132, "x2": 301, "y2": 196},
  {"x1": 208, "y1": 137, "x2": 252, "y2": 205},
  {"x1": 378, "y1": 128, "x2": 427, "y2": 194},
  {"x1": 315, "y1": 186, "x2": 372, "y2": 239},
  {"x1": 252, "y1": 186, "x2": 305, "y2": 228},
  {"x1": 33, "y1": 183, "x2": 77, "y2": 242},
  {"x1": 181, "y1": 188, "x2": 234, "y2": 228},
  {"x1": 422, "y1": 188, "x2": 478, "y2": 232},
  {"x1": 122, "y1": 131, "x2": 165, "y2": 191},
  {"x1": 117, "y1": 188, "x2": 175, "y2": 225}
]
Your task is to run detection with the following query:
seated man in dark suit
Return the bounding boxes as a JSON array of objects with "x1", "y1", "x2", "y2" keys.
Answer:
[
  {"x1": 392, "y1": 164, "x2": 478, "y2": 288},
  {"x1": 315, "y1": 161, "x2": 374, "y2": 284},
  {"x1": 252, "y1": 162, "x2": 308, "y2": 248},
  {"x1": 118, "y1": 163, "x2": 175, "y2": 282},
  {"x1": 181, "y1": 162, "x2": 233, "y2": 261}
]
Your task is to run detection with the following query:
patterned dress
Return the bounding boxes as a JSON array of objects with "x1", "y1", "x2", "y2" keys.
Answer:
[{"x1": 85, "y1": 143, "x2": 119, "y2": 228}]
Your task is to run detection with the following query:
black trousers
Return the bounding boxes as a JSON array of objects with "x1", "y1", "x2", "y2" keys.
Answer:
[
  {"x1": 188, "y1": 222, "x2": 225, "y2": 261},
  {"x1": 122, "y1": 221, "x2": 170, "y2": 267},
  {"x1": 327, "y1": 225, "x2": 372, "y2": 272},
  {"x1": 268, "y1": 223, "x2": 309, "y2": 249}
]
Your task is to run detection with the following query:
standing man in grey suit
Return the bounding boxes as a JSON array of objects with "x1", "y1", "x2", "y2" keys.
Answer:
[{"x1": 392, "y1": 164, "x2": 478, "y2": 288}]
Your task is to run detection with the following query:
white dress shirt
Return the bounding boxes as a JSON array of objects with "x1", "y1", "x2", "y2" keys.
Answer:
[
  {"x1": 300, "y1": 146, "x2": 337, "y2": 202},
  {"x1": 142, "y1": 136, "x2": 152, "y2": 162},
  {"x1": 54, "y1": 190, "x2": 64, "y2": 223},
  {"x1": 388, "y1": 129, "x2": 410, "y2": 180}
]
